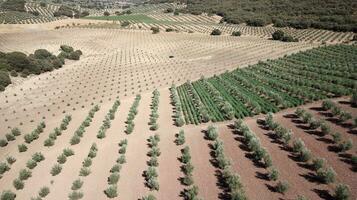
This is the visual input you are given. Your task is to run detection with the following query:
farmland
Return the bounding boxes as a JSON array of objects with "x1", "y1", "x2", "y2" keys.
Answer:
[{"x1": 0, "y1": 1, "x2": 356, "y2": 200}]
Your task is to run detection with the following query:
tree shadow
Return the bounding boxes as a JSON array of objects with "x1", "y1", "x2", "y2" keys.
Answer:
[
  {"x1": 299, "y1": 172, "x2": 320, "y2": 183},
  {"x1": 316, "y1": 137, "x2": 333, "y2": 144},
  {"x1": 256, "y1": 171, "x2": 269, "y2": 180},
  {"x1": 312, "y1": 189, "x2": 333, "y2": 200},
  {"x1": 283, "y1": 113, "x2": 297, "y2": 119},
  {"x1": 310, "y1": 107, "x2": 325, "y2": 112}
]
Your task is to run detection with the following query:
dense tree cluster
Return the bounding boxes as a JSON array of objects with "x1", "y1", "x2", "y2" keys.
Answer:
[
  {"x1": 0, "y1": 0, "x2": 25, "y2": 12},
  {"x1": 171, "y1": 0, "x2": 357, "y2": 32},
  {"x1": 272, "y1": 30, "x2": 298, "y2": 42},
  {"x1": 0, "y1": 45, "x2": 82, "y2": 91},
  {"x1": 54, "y1": 5, "x2": 79, "y2": 18}
]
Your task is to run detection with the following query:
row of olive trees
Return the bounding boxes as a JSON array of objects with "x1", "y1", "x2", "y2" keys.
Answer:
[
  {"x1": 170, "y1": 84, "x2": 185, "y2": 127},
  {"x1": 206, "y1": 125, "x2": 248, "y2": 199},
  {"x1": 97, "y1": 100, "x2": 120, "y2": 139},
  {"x1": 0, "y1": 128, "x2": 21, "y2": 148},
  {"x1": 44, "y1": 115, "x2": 72, "y2": 147},
  {"x1": 104, "y1": 139, "x2": 128, "y2": 198},
  {"x1": 66, "y1": 143, "x2": 98, "y2": 200},
  {"x1": 149, "y1": 89, "x2": 160, "y2": 131},
  {"x1": 70, "y1": 105, "x2": 100, "y2": 145},
  {"x1": 235, "y1": 120, "x2": 289, "y2": 194},
  {"x1": 144, "y1": 134, "x2": 161, "y2": 191},
  {"x1": 125, "y1": 95, "x2": 141, "y2": 134}
]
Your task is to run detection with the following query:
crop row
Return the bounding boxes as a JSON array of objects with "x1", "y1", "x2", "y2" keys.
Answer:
[
  {"x1": 97, "y1": 100, "x2": 120, "y2": 139},
  {"x1": 125, "y1": 95, "x2": 141, "y2": 134},
  {"x1": 149, "y1": 89, "x2": 160, "y2": 131},
  {"x1": 177, "y1": 45, "x2": 357, "y2": 124},
  {"x1": 170, "y1": 85, "x2": 185, "y2": 127}
]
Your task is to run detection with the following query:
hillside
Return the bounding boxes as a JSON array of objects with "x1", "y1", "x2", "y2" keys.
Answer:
[{"x1": 150, "y1": 0, "x2": 357, "y2": 32}]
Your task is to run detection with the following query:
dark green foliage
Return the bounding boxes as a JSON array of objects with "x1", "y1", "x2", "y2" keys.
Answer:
[
  {"x1": 0, "y1": 71, "x2": 11, "y2": 88},
  {"x1": 38, "y1": 187, "x2": 50, "y2": 197},
  {"x1": 104, "y1": 11, "x2": 110, "y2": 16},
  {"x1": 272, "y1": 30, "x2": 298, "y2": 42},
  {"x1": 210, "y1": 29, "x2": 221, "y2": 35},
  {"x1": 151, "y1": 27, "x2": 160, "y2": 34},
  {"x1": 54, "y1": 6, "x2": 79, "y2": 18},
  {"x1": 184, "y1": 0, "x2": 357, "y2": 32},
  {"x1": 71, "y1": 179, "x2": 83, "y2": 190},
  {"x1": 50, "y1": 164, "x2": 62, "y2": 176},
  {"x1": 231, "y1": 31, "x2": 241, "y2": 36},
  {"x1": 1, "y1": 0, "x2": 25, "y2": 11},
  {"x1": 0, "y1": 190, "x2": 16, "y2": 200},
  {"x1": 334, "y1": 184, "x2": 351, "y2": 200},
  {"x1": 272, "y1": 30, "x2": 284, "y2": 40},
  {"x1": 177, "y1": 45, "x2": 357, "y2": 125},
  {"x1": 12, "y1": 179, "x2": 25, "y2": 190},
  {"x1": 19, "y1": 169, "x2": 31, "y2": 180},
  {"x1": 316, "y1": 167, "x2": 336, "y2": 184},
  {"x1": 275, "y1": 181, "x2": 289, "y2": 194},
  {"x1": 0, "y1": 162, "x2": 10, "y2": 175},
  {"x1": 104, "y1": 185, "x2": 117, "y2": 198},
  {"x1": 18, "y1": 144, "x2": 27, "y2": 152},
  {"x1": 0, "y1": 139, "x2": 8, "y2": 147}
]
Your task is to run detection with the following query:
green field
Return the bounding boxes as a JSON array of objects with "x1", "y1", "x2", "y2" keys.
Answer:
[{"x1": 175, "y1": 45, "x2": 357, "y2": 125}]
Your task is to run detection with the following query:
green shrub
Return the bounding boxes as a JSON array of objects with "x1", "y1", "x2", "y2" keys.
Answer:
[
  {"x1": 71, "y1": 179, "x2": 83, "y2": 190},
  {"x1": 275, "y1": 181, "x2": 289, "y2": 194},
  {"x1": 51, "y1": 164, "x2": 62, "y2": 176},
  {"x1": 6, "y1": 156, "x2": 16, "y2": 165},
  {"x1": 292, "y1": 138, "x2": 305, "y2": 153},
  {"x1": 148, "y1": 156, "x2": 158, "y2": 167},
  {"x1": 26, "y1": 159, "x2": 37, "y2": 169},
  {"x1": 211, "y1": 29, "x2": 222, "y2": 35},
  {"x1": 299, "y1": 148, "x2": 312, "y2": 162},
  {"x1": 32, "y1": 152, "x2": 45, "y2": 162},
  {"x1": 70, "y1": 135, "x2": 80, "y2": 145},
  {"x1": 108, "y1": 172, "x2": 120, "y2": 185},
  {"x1": 312, "y1": 157, "x2": 325, "y2": 171},
  {"x1": 19, "y1": 169, "x2": 32, "y2": 180},
  {"x1": 334, "y1": 184, "x2": 351, "y2": 200},
  {"x1": 182, "y1": 174, "x2": 194, "y2": 186},
  {"x1": 206, "y1": 125, "x2": 218, "y2": 140},
  {"x1": 5, "y1": 133, "x2": 16, "y2": 142},
  {"x1": 0, "y1": 70, "x2": 11, "y2": 88},
  {"x1": 272, "y1": 30, "x2": 284, "y2": 40},
  {"x1": 79, "y1": 167, "x2": 90, "y2": 176},
  {"x1": 0, "y1": 139, "x2": 8, "y2": 147},
  {"x1": 176, "y1": 130, "x2": 185, "y2": 145},
  {"x1": 117, "y1": 155, "x2": 126, "y2": 164},
  {"x1": 0, "y1": 190, "x2": 16, "y2": 200},
  {"x1": 82, "y1": 158, "x2": 92, "y2": 167},
  {"x1": 338, "y1": 139, "x2": 353, "y2": 152},
  {"x1": 63, "y1": 148, "x2": 75, "y2": 157},
  {"x1": 38, "y1": 187, "x2": 50, "y2": 197},
  {"x1": 11, "y1": 128, "x2": 21, "y2": 136},
  {"x1": 231, "y1": 31, "x2": 241, "y2": 36},
  {"x1": 317, "y1": 167, "x2": 336, "y2": 184},
  {"x1": 60, "y1": 45, "x2": 74, "y2": 53},
  {"x1": 110, "y1": 164, "x2": 121, "y2": 173},
  {"x1": 142, "y1": 194, "x2": 156, "y2": 200},
  {"x1": 104, "y1": 185, "x2": 117, "y2": 198},
  {"x1": 18, "y1": 144, "x2": 27, "y2": 152},
  {"x1": 68, "y1": 191, "x2": 83, "y2": 200},
  {"x1": 151, "y1": 27, "x2": 160, "y2": 34},
  {"x1": 0, "y1": 162, "x2": 10, "y2": 175},
  {"x1": 332, "y1": 132, "x2": 342, "y2": 144},
  {"x1": 322, "y1": 100, "x2": 334, "y2": 110},
  {"x1": 268, "y1": 167, "x2": 279, "y2": 181},
  {"x1": 44, "y1": 138, "x2": 54, "y2": 146},
  {"x1": 57, "y1": 154, "x2": 67, "y2": 164},
  {"x1": 184, "y1": 185, "x2": 199, "y2": 200}
]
